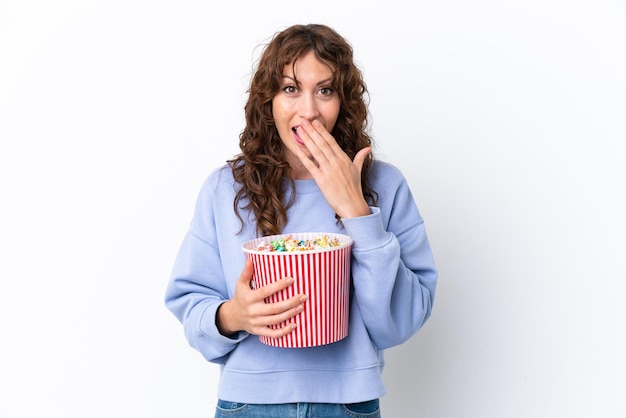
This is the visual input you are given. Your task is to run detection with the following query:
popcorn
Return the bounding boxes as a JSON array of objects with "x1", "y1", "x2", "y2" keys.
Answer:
[{"x1": 254, "y1": 234, "x2": 341, "y2": 252}]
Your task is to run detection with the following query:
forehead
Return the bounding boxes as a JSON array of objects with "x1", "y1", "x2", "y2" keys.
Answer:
[{"x1": 284, "y1": 51, "x2": 334, "y2": 80}]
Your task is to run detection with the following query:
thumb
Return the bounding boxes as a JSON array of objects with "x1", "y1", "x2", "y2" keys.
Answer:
[
  {"x1": 353, "y1": 147, "x2": 372, "y2": 173},
  {"x1": 238, "y1": 259, "x2": 255, "y2": 288}
]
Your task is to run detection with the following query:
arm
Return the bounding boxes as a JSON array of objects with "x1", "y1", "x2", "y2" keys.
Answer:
[
  {"x1": 165, "y1": 228, "x2": 246, "y2": 363},
  {"x1": 294, "y1": 121, "x2": 437, "y2": 348},
  {"x1": 341, "y1": 176, "x2": 437, "y2": 350},
  {"x1": 164, "y1": 171, "x2": 306, "y2": 363}
]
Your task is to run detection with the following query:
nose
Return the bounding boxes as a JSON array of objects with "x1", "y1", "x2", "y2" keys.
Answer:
[{"x1": 299, "y1": 93, "x2": 320, "y2": 120}]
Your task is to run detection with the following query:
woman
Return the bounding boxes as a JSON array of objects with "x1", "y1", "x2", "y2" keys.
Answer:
[{"x1": 165, "y1": 23, "x2": 437, "y2": 417}]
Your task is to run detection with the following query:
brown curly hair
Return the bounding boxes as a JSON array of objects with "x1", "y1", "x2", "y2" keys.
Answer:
[{"x1": 228, "y1": 24, "x2": 377, "y2": 237}]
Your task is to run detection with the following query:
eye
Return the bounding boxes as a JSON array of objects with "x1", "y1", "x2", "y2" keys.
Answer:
[
  {"x1": 319, "y1": 87, "x2": 334, "y2": 96},
  {"x1": 283, "y1": 85, "x2": 298, "y2": 94}
]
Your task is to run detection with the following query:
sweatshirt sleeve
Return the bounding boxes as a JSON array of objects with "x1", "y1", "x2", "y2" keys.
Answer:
[
  {"x1": 340, "y1": 171, "x2": 437, "y2": 350},
  {"x1": 164, "y1": 171, "x2": 248, "y2": 363}
]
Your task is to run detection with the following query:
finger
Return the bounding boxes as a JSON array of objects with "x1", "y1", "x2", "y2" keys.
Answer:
[
  {"x1": 297, "y1": 122, "x2": 338, "y2": 164},
  {"x1": 264, "y1": 301, "x2": 305, "y2": 325},
  {"x1": 256, "y1": 276, "x2": 296, "y2": 300},
  {"x1": 260, "y1": 292, "x2": 307, "y2": 316},
  {"x1": 247, "y1": 299, "x2": 303, "y2": 335},
  {"x1": 309, "y1": 120, "x2": 351, "y2": 161},
  {"x1": 237, "y1": 259, "x2": 255, "y2": 288},
  {"x1": 300, "y1": 127, "x2": 335, "y2": 165},
  {"x1": 258, "y1": 322, "x2": 298, "y2": 339},
  {"x1": 296, "y1": 145, "x2": 321, "y2": 173},
  {"x1": 295, "y1": 124, "x2": 325, "y2": 162},
  {"x1": 254, "y1": 303, "x2": 304, "y2": 337},
  {"x1": 352, "y1": 146, "x2": 372, "y2": 172}
]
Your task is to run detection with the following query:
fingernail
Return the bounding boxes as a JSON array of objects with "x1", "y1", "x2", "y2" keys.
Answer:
[{"x1": 299, "y1": 295, "x2": 307, "y2": 303}]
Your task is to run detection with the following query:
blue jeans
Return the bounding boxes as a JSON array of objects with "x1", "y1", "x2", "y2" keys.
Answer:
[{"x1": 215, "y1": 399, "x2": 381, "y2": 417}]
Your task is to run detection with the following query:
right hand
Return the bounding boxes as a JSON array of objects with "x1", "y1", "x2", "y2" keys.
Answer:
[{"x1": 216, "y1": 259, "x2": 307, "y2": 338}]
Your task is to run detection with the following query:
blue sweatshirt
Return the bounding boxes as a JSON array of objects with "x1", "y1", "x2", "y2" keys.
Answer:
[{"x1": 164, "y1": 160, "x2": 437, "y2": 404}]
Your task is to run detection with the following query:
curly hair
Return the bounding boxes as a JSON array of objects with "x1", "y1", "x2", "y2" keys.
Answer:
[{"x1": 228, "y1": 24, "x2": 377, "y2": 237}]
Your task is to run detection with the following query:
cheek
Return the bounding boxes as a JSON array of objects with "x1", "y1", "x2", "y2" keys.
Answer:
[
  {"x1": 324, "y1": 103, "x2": 341, "y2": 131},
  {"x1": 271, "y1": 101, "x2": 289, "y2": 126},
  {"x1": 327, "y1": 99, "x2": 340, "y2": 116},
  {"x1": 271, "y1": 106, "x2": 291, "y2": 143}
]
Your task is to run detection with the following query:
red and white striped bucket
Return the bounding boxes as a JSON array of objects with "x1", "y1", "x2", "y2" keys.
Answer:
[{"x1": 242, "y1": 232, "x2": 353, "y2": 348}]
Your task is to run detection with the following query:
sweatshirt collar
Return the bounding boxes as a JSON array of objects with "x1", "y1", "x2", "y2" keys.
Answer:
[{"x1": 283, "y1": 177, "x2": 320, "y2": 195}]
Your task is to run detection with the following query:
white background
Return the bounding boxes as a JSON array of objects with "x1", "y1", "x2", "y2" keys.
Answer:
[{"x1": 1, "y1": 1, "x2": 624, "y2": 417}]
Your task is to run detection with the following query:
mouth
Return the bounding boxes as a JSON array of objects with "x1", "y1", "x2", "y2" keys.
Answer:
[{"x1": 291, "y1": 125, "x2": 304, "y2": 145}]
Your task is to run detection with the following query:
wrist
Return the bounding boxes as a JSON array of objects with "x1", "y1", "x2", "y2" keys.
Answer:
[
  {"x1": 338, "y1": 202, "x2": 371, "y2": 219},
  {"x1": 216, "y1": 301, "x2": 238, "y2": 338}
]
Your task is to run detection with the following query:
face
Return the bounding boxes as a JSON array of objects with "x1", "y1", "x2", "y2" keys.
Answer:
[{"x1": 272, "y1": 50, "x2": 340, "y2": 178}]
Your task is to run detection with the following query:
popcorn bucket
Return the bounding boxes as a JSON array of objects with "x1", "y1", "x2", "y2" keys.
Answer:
[{"x1": 241, "y1": 232, "x2": 353, "y2": 348}]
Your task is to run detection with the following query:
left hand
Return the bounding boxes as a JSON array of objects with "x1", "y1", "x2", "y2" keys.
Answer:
[{"x1": 295, "y1": 119, "x2": 371, "y2": 218}]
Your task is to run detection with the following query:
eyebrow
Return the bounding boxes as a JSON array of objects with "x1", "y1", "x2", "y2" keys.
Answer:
[{"x1": 282, "y1": 75, "x2": 333, "y2": 86}]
